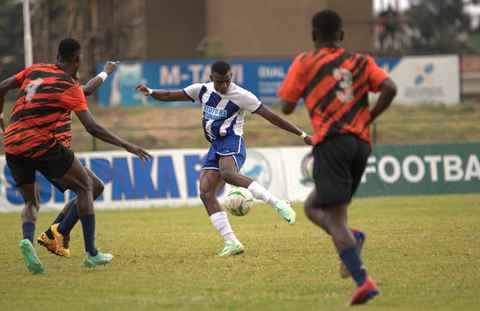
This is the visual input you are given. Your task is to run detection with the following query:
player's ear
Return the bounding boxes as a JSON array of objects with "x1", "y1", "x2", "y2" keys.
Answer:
[
  {"x1": 56, "y1": 53, "x2": 60, "y2": 61},
  {"x1": 311, "y1": 30, "x2": 317, "y2": 42},
  {"x1": 339, "y1": 29, "x2": 345, "y2": 42},
  {"x1": 209, "y1": 74, "x2": 214, "y2": 82}
]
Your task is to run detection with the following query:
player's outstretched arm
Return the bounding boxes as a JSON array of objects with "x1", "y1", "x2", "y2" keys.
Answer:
[
  {"x1": 80, "y1": 61, "x2": 119, "y2": 96},
  {"x1": 75, "y1": 109, "x2": 153, "y2": 162},
  {"x1": 132, "y1": 84, "x2": 190, "y2": 102},
  {"x1": 255, "y1": 105, "x2": 313, "y2": 145},
  {"x1": 370, "y1": 78, "x2": 397, "y2": 123},
  {"x1": 0, "y1": 77, "x2": 21, "y2": 132}
]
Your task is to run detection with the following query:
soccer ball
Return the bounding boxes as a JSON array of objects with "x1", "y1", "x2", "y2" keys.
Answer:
[{"x1": 224, "y1": 187, "x2": 254, "y2": 216}]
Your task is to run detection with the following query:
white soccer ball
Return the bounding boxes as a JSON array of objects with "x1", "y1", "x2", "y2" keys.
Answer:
[{"x1": 224, "y1": 187, "x2": 254, "y2": 216}]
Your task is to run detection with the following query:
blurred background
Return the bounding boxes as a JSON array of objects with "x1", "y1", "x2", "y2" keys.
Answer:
[{"x1": 2, "y1": 0, "x2": 480, "y2": 153}]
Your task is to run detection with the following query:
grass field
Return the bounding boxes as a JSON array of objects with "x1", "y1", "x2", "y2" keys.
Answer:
[
  {"x1": 1, "y1": 194, "x2": 479, "y2": 310},
  {"x1": 2, "y1": 101, "x2": 480, "y2": 154}
]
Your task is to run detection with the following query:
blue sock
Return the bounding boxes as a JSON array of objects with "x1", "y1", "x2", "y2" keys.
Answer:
[
  {"x1": 80, "y1": 214, "x2": 97, "y2": 256},
  {"x1": 45, "y1": 212, "x2": 66, "y2": 239},
  {"x1": 22, "y1": 221, "x2": 36, "y2": 244},
  {"x1": 339, "y1": 244, "x2": 367, "y2": 287},
  {"x1": 58, "y1": 204, "x2": 79, "y2": 236}
]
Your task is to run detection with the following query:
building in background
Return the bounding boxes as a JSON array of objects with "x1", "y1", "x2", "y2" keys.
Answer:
[{"x1": 30, "y1": 0, "x2": 373, "y2": 88}]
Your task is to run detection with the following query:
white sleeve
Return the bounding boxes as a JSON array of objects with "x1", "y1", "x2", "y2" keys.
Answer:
[
  {"x1": 183, "y1": 83, "x2": 204, "y2": 102},
  {"x1": 241, "y1": 90, "x2": 263, "y2": 113}
]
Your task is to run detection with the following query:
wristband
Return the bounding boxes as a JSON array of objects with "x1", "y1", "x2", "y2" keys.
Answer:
[
  {"x1": 300, "y1": 132, "x2": 307, "y2": 139},
  {"x1": 0, "y1": 112, "x2": 3, "y2": 119},
  {"x1": 147, "y1": 88, "x2": 153, "y2": 96},
  {"x1": 97, "y1": 72, "x2": 108, "y2": 82}
]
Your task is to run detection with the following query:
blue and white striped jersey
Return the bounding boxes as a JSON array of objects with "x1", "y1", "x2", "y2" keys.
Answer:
[{"x1": 183, "y1": 82, "x2": 263, "y2": 142}]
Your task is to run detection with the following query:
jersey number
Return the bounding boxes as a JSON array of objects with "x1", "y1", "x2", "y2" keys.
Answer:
[
  {"x1": 333, "y1": 69, "x2": 353, "y2": 103},
  {"x1": 24, "y1": 78, "x2": 44, "y2": 102}
]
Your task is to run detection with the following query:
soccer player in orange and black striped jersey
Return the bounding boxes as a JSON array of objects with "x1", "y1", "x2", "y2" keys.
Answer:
[
  {"x1": 37, "y1": 61, "x2": 120, "y2": 259},
  {"x1": 0, "y1": 38, "x2": 152, "y2": 274},
  {"x1": 278, "y1": 10, "x2": 397, "y2": 306}
]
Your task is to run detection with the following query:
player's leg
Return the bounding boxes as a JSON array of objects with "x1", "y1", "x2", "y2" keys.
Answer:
[
  {"x1": 58, "y1": 156, "x2": 112, "y2": 266},
  {"x1": 43, "y1": 168, "x2": 105, "y2": 257},
  {"x1": 199, "y1": 169, "x2": 244, "y2": 256},
  {"x1": 17, "y1": 182, "x2": 45, "y2": 274},
  {"x1": 322, "y1": 203, "x2": 377, "y2": 306},
  {"x1": 304, "y1": 189, "x2": 327, "y2": 232},
  {"x1": 312, "y1": 134, "x2": 376, "y2": 305},
  {"x1": 5, "y1": 153, "x2": 45, "y2": 274},
  {"x1": 218, "y1": 154, "x2": 297, "y2": 225},
  {"x1": 58, "y1": 168, "x2": 105, "y2": 232}
]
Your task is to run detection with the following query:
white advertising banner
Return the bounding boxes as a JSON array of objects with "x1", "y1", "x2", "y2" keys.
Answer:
[
  {"x1": 3, "y1": 142, "x2": 480, "y2": 212},
  {"x1": 375, "y1": 54, "x2": 460, "y2": 105},
  {"x1": 0, "y1": 147, "x2": 312, "y2": 213}
]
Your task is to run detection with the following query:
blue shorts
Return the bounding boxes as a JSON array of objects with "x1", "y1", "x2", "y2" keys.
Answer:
[{"x1": 202, "y1": 135, "x2": 246, "y2": 172}]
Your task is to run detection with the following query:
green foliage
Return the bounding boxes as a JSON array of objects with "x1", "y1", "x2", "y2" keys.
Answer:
[
  {"x1": 0, "y1": 0, "x2": 24, "y2": 87},
  {"x1": 1, "y1": 194, "x2": 479, "y2": 310},
  {"x1": 406, "y1": 0, "x2": 480, "y2": 54}
]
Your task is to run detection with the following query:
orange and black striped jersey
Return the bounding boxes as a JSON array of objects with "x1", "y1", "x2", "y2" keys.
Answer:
[
  {"x1": 4, "y1": 63, "x2": 88, "y2": 157},
  {"x1": 277, "y1": 47, "x2": 390, "y2": 149}
]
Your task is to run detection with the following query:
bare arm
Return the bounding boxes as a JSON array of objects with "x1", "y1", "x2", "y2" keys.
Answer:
[
  {"x1": 370, "y1": 78, "x2": 397, "y2": 123},
  {"x1": 132, "y1": 84, "x2": 190, "y2": 102},
  {"x1": 280, "y1": 99, "x2": 297, "y2": 115},
  {"x1": 74, "y1": 109, "x2": 153, "y2": 162},
  {"x1": 255, "y1": 105, "x2": 312, "y2": 145},
  {"x1": 0, "y1": 77, "x2": 22, "y2": 132},
  {"x1": 81, "y1": 61, "x2": 119, "y2": 96}
]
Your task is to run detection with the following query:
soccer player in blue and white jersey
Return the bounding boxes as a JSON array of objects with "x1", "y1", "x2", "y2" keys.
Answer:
[{"x1": 133, "y1": 60, "x2": 312, "y2": 256}]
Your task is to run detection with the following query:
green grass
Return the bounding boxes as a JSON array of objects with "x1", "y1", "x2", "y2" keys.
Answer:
[
  {"x1": 3, "y1": 101, "x2": 480, "y2": 154},
  {"x1": 1, "y1": 194, "x2": 479, "y2": 310}
]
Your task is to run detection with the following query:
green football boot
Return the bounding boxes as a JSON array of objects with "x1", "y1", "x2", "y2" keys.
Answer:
[
  {"x1": 217, "y1": 240, "x2": 244, "y2": 257},
  {"x1": 275, "y1": 200, "x2": 297, "y2": 225},
  {"x1": 19, "y1": 239, "x2": 45, "y2": 275},
  {"x1": 84, "y1": 250, "x2": 114, "y2": 267}
]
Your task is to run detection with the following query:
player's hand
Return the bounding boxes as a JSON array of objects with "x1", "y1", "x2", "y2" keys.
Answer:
[
  {"x1": 103, "y1": 61, "x2": 119, "y2": 75},
  {"x1": 132, "y1": 84, "x2": 150, "y2": 96},
  {"x1": 304, "y1": 134, "x2": 313, "y2": 145},
  {"x1": 124, "y1": 143, "x2": 153, "y2": 162}
]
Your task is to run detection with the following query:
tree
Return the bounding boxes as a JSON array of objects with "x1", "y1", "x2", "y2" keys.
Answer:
[
  {"x1": 405, "y1": 0, "x2": 480, "y2": 54},
  {"x1": 0, "y1": 0, "x2": 24, "y2": 86}
]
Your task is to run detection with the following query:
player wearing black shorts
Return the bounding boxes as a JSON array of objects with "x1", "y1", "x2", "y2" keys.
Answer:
[
  {"x1": 278, "y1": 10, "x2": 397, "y2": 306},
  {"x1": 0, "y1": 38, "x2": 152, "y2": 274},
  {"x1": 37, "y1": 61, "x2": 120, "y2": 259}
]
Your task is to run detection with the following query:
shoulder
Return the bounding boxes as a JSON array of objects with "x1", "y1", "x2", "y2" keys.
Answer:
[
  {"x1": 229, "y1": 83, "x2": 246, "y2": 93},
  {"x1": 229, "y1": 83, "x2": 254, "y2": 98}
]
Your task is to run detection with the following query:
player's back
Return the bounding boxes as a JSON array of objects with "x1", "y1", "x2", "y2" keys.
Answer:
[
  {"x1": 296, "y1": 47, "x2": 385, "y2": 146},
  {"x1": 5, "y1": 63, "x2": 86, "y2": 157}
]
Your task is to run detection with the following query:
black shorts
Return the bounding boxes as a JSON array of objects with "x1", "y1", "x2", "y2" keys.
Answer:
[
  {"x1": 313, "y1": 134, "x2": 370, "y2": 207},
  {"x1": 6, "y1": 142, "x2": 75, "y2": 189}
]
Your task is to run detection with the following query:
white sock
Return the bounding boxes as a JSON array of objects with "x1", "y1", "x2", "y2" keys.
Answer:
[
  {"x1": 210, "y1": 211, "x2": 237, "y2": 242},
  {"x1": 247, "y1": 181, "x2": 279, "y2": 209}
]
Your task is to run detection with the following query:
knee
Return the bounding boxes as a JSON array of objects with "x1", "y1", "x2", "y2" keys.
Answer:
[
  {"x1": 85, "y1": 176, "x2": 93, "y2": 192},
  {"x1": 92, "y1": 176, "x2": 105, "y2": 199},
  {"x1": 219, "y1": 169, "x2": 235, "y2": 184},
  {"x1": 22, "y1": 202, "x2": 39, "y2": 222},
  {"x1": 304, "y1": 204, "x2": 315, "y2": 221},
  {"x1": 199, "y1": 188, "x2": 215, "y2": 203}
]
